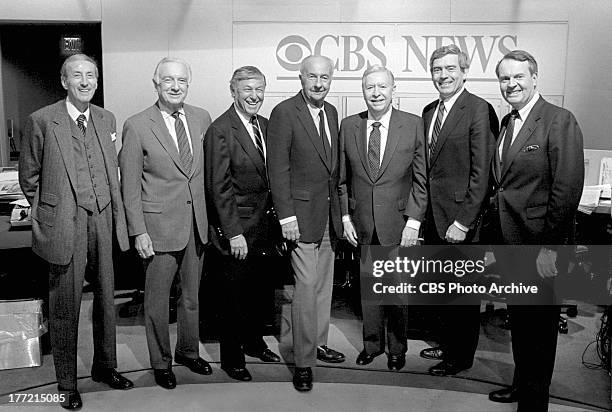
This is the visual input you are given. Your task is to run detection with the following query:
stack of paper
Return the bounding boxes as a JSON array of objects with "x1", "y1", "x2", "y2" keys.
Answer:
[
  {"x1": 578, "y1": 184, "x2": 610, "y2": 214},
  {"x1": 0, "y1": 169, "x2": 24, "y2": 201}
]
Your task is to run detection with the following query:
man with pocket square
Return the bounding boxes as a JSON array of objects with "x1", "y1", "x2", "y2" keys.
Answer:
[
  {"x1": 486, "y1": 50, "x2": 584, "y2": 411},
  {"x1": 19, "y1": 53, "x2": 133, "y2": 410},
  {"x1": 119, "y1": 57, "x2": 212, "y2": 390}
]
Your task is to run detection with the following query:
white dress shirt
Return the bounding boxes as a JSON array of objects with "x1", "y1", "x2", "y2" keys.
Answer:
[
  {"x1": 234, "y1": 105, "x2": 266, "y2": 159},
  {"x1": 159, "y1": 107, "x2": 193, "y2": 153},
  {"x1": 66, "y1": 99, "x2": 90, "y2": 128}
]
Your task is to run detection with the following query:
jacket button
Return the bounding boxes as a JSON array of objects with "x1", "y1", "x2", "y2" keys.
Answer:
[
  {"x1": 187, "y1": 200, "x2": 192, "y2": 205},
  {"x1": 499, "y1": 187, "x2": 504, "y2": 192}
]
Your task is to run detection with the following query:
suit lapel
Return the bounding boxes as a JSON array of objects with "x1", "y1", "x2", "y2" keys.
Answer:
[
  {"x1": 500, "y1": 97, "x2": 544, "y2": 181},
  {"x1": 429, "y1": 90, "x2": 467, "y2": 167},
  {"x1": 51, "y1": 102, "x2": 78, "y2": 192},
  {"x1": 326, "y1": 102, "x2": 338, "y2": 171},
  {"x1": 184, "y1": 104, "x2": 202, "y2": 178},
  {"x1": 228, "y1": 107, "x2": 267, "y2": 180},
  {"x1": 353, "y1": 112, "x2": 373, "y2": 181},
  {"x1": 148, "y1": 105, "x2": 188, "y2": 176},
  {"x1": 89, "y1": 107, "x2": 115, "y2": 176},
  {"x1": 378, "y1": 109, "x2": 401, "y2": 179},
  {"x1": 294, "y1": 93, "x2": 331, "y2": 171}
]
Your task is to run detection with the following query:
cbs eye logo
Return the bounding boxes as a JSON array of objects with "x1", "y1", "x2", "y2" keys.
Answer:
[{"x1": 276, "y1": 35, "x2": 312, "y2": 71}]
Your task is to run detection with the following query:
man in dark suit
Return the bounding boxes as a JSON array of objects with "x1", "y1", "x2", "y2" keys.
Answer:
[
  {"x1": 19, "y1": 54, "x2": 133, "y2": 410},
  {"x1": 119, "y1": 57, "x2": 212, "y2": 390},
  {"x1": 419, "y1": 45, "x2": 498, "y2": 376},
  {"x1": 486, "y1": 50, "x2": 584, "y2": 411},
  {"x1": 339, "y1": 65, "x2": 428, "y2": 371},
  {"x1": 267, "y1": 55, "x2": 345, "y2": 392},
  {"x1": 204, "y1": 66, "x2": 281, "y2": 382}
]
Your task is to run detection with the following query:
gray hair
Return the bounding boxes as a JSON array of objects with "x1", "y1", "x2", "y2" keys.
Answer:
[
  {"x1": 429, "y1": 44, "x2": 470, "y2": 73},
  {"x1": 153, "y1": 57, "x2": 192, "y2": 84},
  {"x1": 299, "y1": 55, "x2": 334, "y2": 76},
  {"x1": 60, "y1": 54, "x2": 99, "y2": 78},
  {"x1": 230, "y1": 66, "x2": 266, "y2": 91},
  {"x1": 495, "y1": 50, "x2": 538, "y2": 77},
  {"x1": 362, "y1": 65, "x2": 395, "y2": 85}
]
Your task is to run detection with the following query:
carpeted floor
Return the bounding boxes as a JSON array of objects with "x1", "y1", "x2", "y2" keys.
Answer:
[{"x1": 0, "y1": 286, "x2": 610, "y2": 411}]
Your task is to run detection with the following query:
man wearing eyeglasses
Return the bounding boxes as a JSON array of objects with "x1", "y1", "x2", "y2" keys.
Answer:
[{"x1": 119, "y1": 57, "x2": 212, "y2": 390}]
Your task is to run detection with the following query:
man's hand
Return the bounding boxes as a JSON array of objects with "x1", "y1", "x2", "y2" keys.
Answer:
[
  {"x1": 135, "y1": 233, "x2": 155, "y2": 259},
  {"x1": 400, "y1": 226, "x2": 419, "y2": 247},
  {"x1": 445, "y1": 224, "x2": 467, "y2": 243},
  {"x1": 230, "y1": 235, "x2": 248, "y2": 260},
  {"x1": 536, "y1": 247, "x2": 558, "y2": 278},
  {"x1": 281, "y1": 220, "x2": 300, "y2": 242},
  {"x1": 343, "y1": 221, "x2": 358, "y2": 247}
]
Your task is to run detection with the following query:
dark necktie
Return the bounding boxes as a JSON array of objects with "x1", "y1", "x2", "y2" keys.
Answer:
[
  {"x1": 77, "y1": 114, "x2": 86, "y2": 137},
  {"x1": 429, "y1": 101, "x2": 445, "y2": 157},
  {"x1": 319, "y1": 109, "x2": 330, "y2": 161},
  {"x1": 172, "y1": 111, "x2": 193, "y2": 173},
  {"x1": 501, "y1": 109, "x2": 520, "y2": 171},
  {"x1": 250, "y1": 115, "x2": 265, "y2": 161},
  {"x1": 368, "y1": 122, "x2": 382, "y2": 179}
]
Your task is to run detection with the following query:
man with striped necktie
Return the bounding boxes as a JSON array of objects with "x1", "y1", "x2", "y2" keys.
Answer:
[
  {"x1": 119, "y1": 57, "x2": 212, "y2": 390},
  {"x1": 339, "y1": 65, "x2": 428, "y2": 371},
  {"x1": 204, "y1": 66, "x2": 281, "y2": 382}
]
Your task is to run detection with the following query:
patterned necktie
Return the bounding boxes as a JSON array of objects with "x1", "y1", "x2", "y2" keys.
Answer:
[
  {"x1": 319, "y1": 109, "x2": 330, "y2": 161},
  {"x1": 77, "y1": 114, "x2": 86, "y2": 137},
  {"x1": 501, "y1": 109, "x2": 520, "y2": 171},
  {"x1": 250, "y1": 115, "x2": 265, "y2": 161},
  {"x1": 429, "y1": 100, "x2": 445, "y2": 157},
  {"x1": 172, "y1": 111, "x2": 193, "y2": 173},
  {"x1": 368, "y1": 122, "x2": 382, "y2": 179}
]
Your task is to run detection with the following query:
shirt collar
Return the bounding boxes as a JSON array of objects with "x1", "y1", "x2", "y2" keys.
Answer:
[
  {"x1": 516, "y1": 92, "x2": 540, "y2": 120},
  {"x1": 65, "y1": 99, "x2": 90, "y2": 122},
  {"x1": 439, "y1": 85, "x2": 464, "y2": 111},
  {"x1": 367, "y1": 107, "x2": 392, "y2": 129},
  {"x1": 159, "y1": 105, "x2": 185, "y2": 120},
  {"x1": 301, "y1": 90, "x2": 326, "y2": 117}
]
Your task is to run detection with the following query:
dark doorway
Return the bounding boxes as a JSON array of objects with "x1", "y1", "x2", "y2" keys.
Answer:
[{"x1": 1, "y1": 23, "x2": 103, "y2": 163}]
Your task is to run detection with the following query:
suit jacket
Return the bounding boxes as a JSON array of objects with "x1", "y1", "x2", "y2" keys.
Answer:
[
  {"x1": 19, "y1": 100, "x2": 129, "y2": 265},
  {"x1": 489, "y1": 96, "x2": 584, "y2": 245},
  {"x1": 338, "y1": 109, "x2": 428, "y2": 246},
  {"x1": 204, "y1": 105, "x2": 279, "y2": 254},
  {"x1": 267, "y1": 92, "x2": 342, "y2": 243},
  {"x1": 422, "y1": 89, "x2": 498, "y2": 241},
  {"x1": 119, "y1": 103, "x2": 211, "y2": 252}
]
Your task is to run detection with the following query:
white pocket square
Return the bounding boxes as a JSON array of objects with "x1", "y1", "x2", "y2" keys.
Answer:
[{"x1": 111, "y1": 132, "x2": 117, "y2": 142}]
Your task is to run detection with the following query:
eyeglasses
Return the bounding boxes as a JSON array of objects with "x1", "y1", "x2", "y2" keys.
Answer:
[{"x1": 159, "y1": 77, "x2": 189, "y2": 87}]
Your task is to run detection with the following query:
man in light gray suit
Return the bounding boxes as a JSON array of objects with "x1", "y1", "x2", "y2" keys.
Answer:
[
  {"x1": 119, "y1": 57, "x2": 212, "y2": 390},
  {"x1": 19, "y1": 54, "x2": 133, "y2": 410}
]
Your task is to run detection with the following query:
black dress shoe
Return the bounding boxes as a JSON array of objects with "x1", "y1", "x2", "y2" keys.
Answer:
[
  {"x1": 428, "y1": 360, "x2": 471, "y2": 376},
  {"x1": 222, "y1": 366, "x2": 253, "y2": 381},
  {"x1": 419, "y1": 346, "x2": 444, "y2": 360},
  {"x1": 246, "y1": 348, "x2": 281, "y2": 363},
  {"x1": 91, "y1": 368, "x2": 134, "y2": 390},
  {"x1": 489, "y1": 386, "x2": 519, "y2": 403},
  {"x1": 153, "y1": 369, "x2": 177, "y2": 390},
  {"x1": 316, "y1": 345, "x2": 345, "y2": 363},
  {"x1": 60, "y1": 390, "x2": 82, "y2": 410},
  {"x1": 387, "y1": 354, "x2": 406, "y2": 371},
  {"x1": 175, "y1": 354, "x2": 213, "y2": 375},
  {"x1": 293, "y1": 367, "x2": 313, "y2": 392},
  {"x1": 356, "y1": 350, "x2": 383, "y2": 366}
]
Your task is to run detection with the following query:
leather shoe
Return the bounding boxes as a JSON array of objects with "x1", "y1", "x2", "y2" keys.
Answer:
[
  {"x1": 153, "y1": 369, "x2": 177, "y2": 390},
  {"x1": 246, "y1": 348, "x2": 281, "y2": 363},
  {"x1": 387, "y1": 354, "x2": 406, "y2": 371},
  {"x1": 60, "y1": 390, "x2": 82, "y2": 410},
  {"x1": 293, "y1": 367, "x2": 313, "y2": 392},
  {"x1": 316, "y1": 345, "x2": 345, "y2": 363},
  {"x1": 356, "y1": 350, "x2": 383, "y2": 366},
  {"x1": 222, "y1": 366, "x2": 252, "y2": 381},
  {"x1": 175, "y1": 354, "x2": 213, "y2": 375},
  {"x1": 91, "y1": 367, "x2": 134, "y2": 390},
  {"x1": 428, "y1": 360, "x2": 471, "y2": 376},
  {"x1": 489, "y1": 386, "x2": 519, "y2": 403},
  {"x1": 420, "y1": 346, "x2": 444, "y2": 361}
]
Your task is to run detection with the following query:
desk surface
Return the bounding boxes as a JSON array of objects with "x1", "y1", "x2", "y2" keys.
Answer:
[{"x1": 0, "y1": 215, "x2": 31, "y2": 249}]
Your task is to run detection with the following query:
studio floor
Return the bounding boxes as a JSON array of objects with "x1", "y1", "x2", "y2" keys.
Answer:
[{"x1": 0, "y1": 285, "x2": 610, "y2": 411}]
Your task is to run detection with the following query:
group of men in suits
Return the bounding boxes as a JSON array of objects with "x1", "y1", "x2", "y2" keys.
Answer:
[{"x1": 18, "y1": 44, "x2": 583, "y2": 411}]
